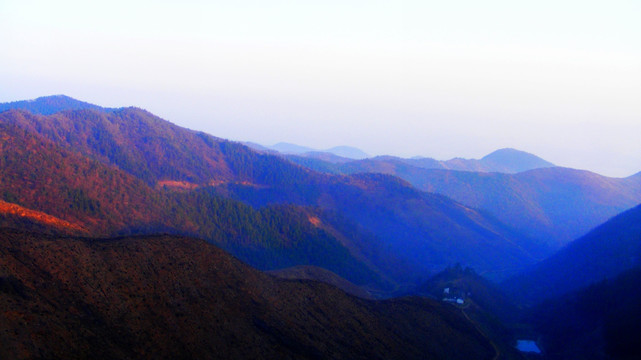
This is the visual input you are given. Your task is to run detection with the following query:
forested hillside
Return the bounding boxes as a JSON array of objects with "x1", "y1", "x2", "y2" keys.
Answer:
[
  {"x1": 0, "y1": 99, "x2": 542, "y2": 286},
  {"x1": 0, "y1": 121, "x2": 385, "y2": 289},
  {"x1": 0, "y1": 229, "x2": 495, "y2": 360}
]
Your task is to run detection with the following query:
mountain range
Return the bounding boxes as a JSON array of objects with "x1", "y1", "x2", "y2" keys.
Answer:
[
  {"x1": 0, "y1": 116, "x2": 388, "y2": 290},
  {"x1": 250, "y1": 140, "x2": 557, "y2": 174},
  {"x1": 284, "y1": 152, "x2": 641, "y2": 251},
  {"x1": 279, "y1": 147, "x2": 554, "y2": 173},
  {"x1": 0, "y1": 97, "x2": 546, "y2": 287},
  {"x1": 2, "y1": 94, "x2": 641, "y2": 358}
]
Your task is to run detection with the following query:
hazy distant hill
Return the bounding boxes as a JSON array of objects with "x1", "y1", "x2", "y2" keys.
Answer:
[
  {"x1": 503, "y1": 203, "x2": 641, "y2": 306},
  {"x1": 0, "y1": 94, "x2": 111, "y2": 115},
  {"x1": 0, "y1": 229, "x2": 495, "y2": 360},
  {"x1": 294, "y1": 151, "x2": 354, "y2": 164},
  {"x1": 324, "y1": 146, "x2": 369, "y2": 160},
  {"x1": 0, "y1": 96, "x2": 541, "y2": 285},
  {"x1": 478, "y1": 148, "x2": 555, "y2": 173},
  {"x1": 386, "y1": 148, "x2": 553, "y2": 174},
  {"x1": 285, "y1": 147, "x2": 552, "y2": 172},
  {"x1": 259, "y1": 142, "x2": 369, "y2": 160},
  {"x1": 270, "y1": 142, "x2": 316, "y2": 154}
]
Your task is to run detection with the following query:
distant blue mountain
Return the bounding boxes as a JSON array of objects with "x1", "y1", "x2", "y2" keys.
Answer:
[
  {"x1": 0, "y1": 95, "x2": 114, "y2": 115},
  {"x1": 480, "y1": 148, "x2": 555, "y2": 173},
  {"x1": 263, "y1": 142, "x2": 370, "y2": 160},
  {"x1": 270, "y1": 142, "x2": 316, "y2": 154},
  {"x1": 324, "y1": 146, "x2": 369, "y2": 160},
  {"x1": 409, "y1": 148, "x2": 554, "y2": 174}
]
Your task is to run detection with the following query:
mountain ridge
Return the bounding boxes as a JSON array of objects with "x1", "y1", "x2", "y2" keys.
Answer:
[
  {"x1": 0, "y1": 96, "x2": 541, "y2": 285},
  {"x1": 254, "y1": 142, "x2": 370, "y2": 160},
  {"x1": 277, "y1": 145, "x2": 554, "y2": 173},
  {"x1": 0, "y1": 119, "x2": 390, "y2": 289},
  {"x1": 287, "y1": 154, "x2": 641, "y2": 250}
]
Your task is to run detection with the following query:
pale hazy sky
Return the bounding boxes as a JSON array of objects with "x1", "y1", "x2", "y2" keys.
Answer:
[{"x1": 1, "y1": 0, "x2": 640, "y2": 177}]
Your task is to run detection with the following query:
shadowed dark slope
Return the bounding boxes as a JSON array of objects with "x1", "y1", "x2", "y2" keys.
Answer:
[
  {"x1": 527, "y1": 267, "x2": 641, "y2": 360},
  {"x1": 503, "y1": 203, "x2": 641, "y2": 306},
  {"x1": 0, "y1": 229, "x2": 495, "y2": 360},
  {"x1": 268, "y1": 265, "x2": 373, "y2": 299}
]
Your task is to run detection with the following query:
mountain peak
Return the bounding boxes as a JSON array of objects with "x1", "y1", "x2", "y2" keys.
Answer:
[
  {"x1": 0, "y1": 95, "x2": 112, "y2": 115},
  {"x1": 480, "y1": 148, "x2": 554, "y2": 173}
]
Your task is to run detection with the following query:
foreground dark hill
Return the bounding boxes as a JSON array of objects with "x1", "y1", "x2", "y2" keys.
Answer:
[
  {"x1": 503, "y1": 203, "x2": 641, "y2": 306},
  {"x1": 290, "y1": 153, "x2": 641, "y2": 250},
  {"x1": 527, "y1": 267, "x2": 641, "y2": 360},
  {"x1": 0, "y1": 97, "x2": 540, "y2": 284},
  {"x1": 0, "y1": 229, "x2": 495, "y2": 360},
  {"x1": 268, "y1": 265, "x2": 373, "y2": 299}
]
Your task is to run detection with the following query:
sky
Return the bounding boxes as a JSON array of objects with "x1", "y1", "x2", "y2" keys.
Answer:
[{"x1": 1, "y1": 0, "x2": 640, "y2": 177}]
